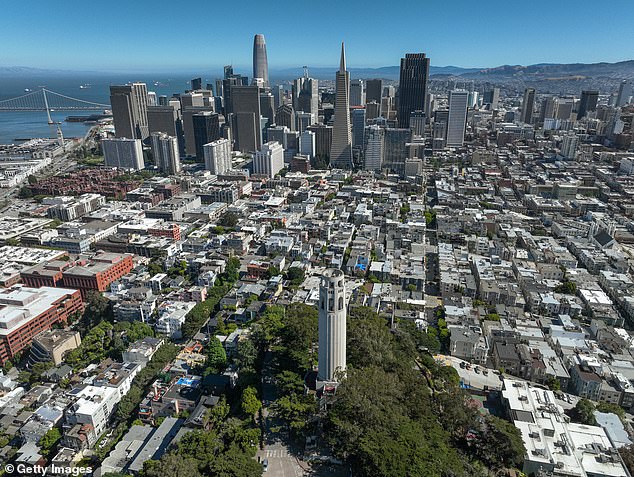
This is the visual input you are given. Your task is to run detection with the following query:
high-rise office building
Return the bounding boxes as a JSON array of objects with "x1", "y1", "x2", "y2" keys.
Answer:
[
  {"x1": 267, "y1": 126, "x2": 290, "y2": 149},
  {"x1": 110, "y1": 83, "x2": 149, "y2": 140},
  {"x1": 561, "y1": 134, "x2": 578, "y2": 159},
  {"x1": 446, "y1": 90, "x2": 468, "y2": 147},
  {"x1": 231, "y1": 85, "x2": 262, "y2": 152},
  {"x1": 556, "y1": 99, "x2": 574, "y2": 120},
  {"x1": 192, "y1": 112, "x2": 221, "y2": 161},
  {"x1": 307, "y1": 124, "x2": 333, "y2": 161},
  {"x1": 366, "y1": 101, "x2": 380, "y2": 120},
  {"x1": 147, "y1": 105, "x2": 184, "y2": 154},
  {"x1": 276, "y1": 104, "x2": 295, "y2": 131},
  {"x1": 203, "y1": 138, "x2": 232, "y2": 175},
  {"x1": 150, "y1": 133, "x2": 181, "y2": 174},
  {"x1": 296, "y1": 111, "x2": 314, "y2": 134},
  {"x1": 253, "y1": 141, "x2": 284, "y2": 178},
  {"x1": 617, "y1": 81, "x2": 632, "y2": 107},
  {"x1": 330, "y1": 43, "x2": 353, "y2": 169},
  {"x1": 182, "y1": 106, "x2": 213, "y2": 157},
  {"x1": 317, "y1": 269, "x2": 346, "y2": 384},
  {"x1": 366, "y1": 79, "x2": 383, "y2": 105},
  {"x1": 521, "y1": 88, "x2": 536, "y2": 124},
  {"x1": 102, "y1": 138, "x2": 145, "y2": 170},
  {"x1": 397, "y1": 53, "x2": 430, "y2": 128},
  {"x1": 293, "y1": 76, "x2": 319, "y2": 121},
  {"x1": 577, "y1": 90, "x2": 599, "y2": 119},
  {"x1": 483, "y1": 88, "x2": 500, "y2": 109},
  {"x1": 540, "y1": 96, "x2": 557, "y2": 123},
  {"x1": 352, "y1": 108, "x2": 366, "y2": 148},
  {"x1": 409, "y1": 110, "x2": 426, "y2": 136},
  {"x1": 191, "y1": 77, "x2": 202, "y2": 91},
  {"x1": 253, "y1": 34, "x2": 269, "y2": 87},
  {"x1": 260, "y1": 91, "x2": 276, "y2": 127},
  {"x1": 383, "y1": 128, "x2": 411, "y2": 175},
  {"x1": 350, "y1": 79, "x2": 365, "y2": 107},
  {"x1": 364, "y1": 124, "x2": 384, "y2": 171},
  {"x1": 299, "y1": 130, "x2": 316, "y2": 159}
]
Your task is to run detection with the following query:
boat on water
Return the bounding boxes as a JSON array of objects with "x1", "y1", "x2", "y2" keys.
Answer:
[
  {"x1": 24, "y1": 88, "x2": 32, "y2": 92},
  {"x1": 80, "y1": 84, "x2": 92, "y2": 89}
]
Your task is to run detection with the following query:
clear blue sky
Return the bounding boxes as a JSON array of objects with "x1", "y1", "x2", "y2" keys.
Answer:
[{"x1": 2, "y1": 0, "x2": 633, "y2": 72}]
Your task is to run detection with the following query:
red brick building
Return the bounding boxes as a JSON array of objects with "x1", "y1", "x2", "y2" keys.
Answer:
[
  {"x1": 148, "y1": 223, "x2": 181, "y2": 241},
  {"x1": 61, "y1": 252, "x2": 134, "y2": 298},
  {"x1": 0, "y1": 285, "x2": 84, "y2": 364},
  {"x1": 22, "y1": 252, "x2": 134, "y2": 299}
]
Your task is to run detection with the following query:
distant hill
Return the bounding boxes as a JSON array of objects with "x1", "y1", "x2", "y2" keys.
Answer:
[
  {"x1": 271, "y1": 65, "x2": 480, "y2": 80},
  {"x1": 461, "y1": 60, "x2": 634, "y2": 80}
]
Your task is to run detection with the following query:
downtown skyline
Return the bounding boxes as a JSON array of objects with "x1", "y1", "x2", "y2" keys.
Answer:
[{"x1": 2, "y1": 0, "x2": 634, "y2": 71}]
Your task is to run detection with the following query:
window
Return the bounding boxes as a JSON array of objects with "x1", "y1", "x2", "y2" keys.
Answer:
[{"x1": 338, "y1": 297, "x2": 344, "y2": 310}]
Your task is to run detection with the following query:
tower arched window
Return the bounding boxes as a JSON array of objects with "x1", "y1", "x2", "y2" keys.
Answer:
[{"x1": 338, "y1": 297, "x2": 344, "y2": 310}]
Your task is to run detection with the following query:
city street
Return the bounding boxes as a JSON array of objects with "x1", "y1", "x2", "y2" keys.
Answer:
[{"x1": 256, "y1": 351, "x2": 308, "y2": 477}]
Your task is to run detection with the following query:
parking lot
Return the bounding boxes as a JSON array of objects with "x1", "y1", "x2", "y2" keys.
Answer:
[{"x1": 436, "y1": 355, "x2": 504, "y2": 391}]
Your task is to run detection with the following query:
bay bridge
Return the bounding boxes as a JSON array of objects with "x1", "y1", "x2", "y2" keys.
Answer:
[{"x1": 0, "y1": 88, "x2": 110, "y2": 111}]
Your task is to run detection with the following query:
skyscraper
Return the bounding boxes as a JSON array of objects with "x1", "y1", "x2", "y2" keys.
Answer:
[
  {"x1": 299, "y1": 130, "x2": 316, "y2": 160},
  {"x1": 409, "y1": 110, "x2": 426, "y2": 137},
  {"x1": 364, "y1": 124, "x2": 384, "y2": 171},
  {"x1": 520, "y1": 88, "x2": 536, "y2": 124},
  {"x1": 350, "y1": 79, "x2": 365, "y2": 107},
  {"x1": 383, "y1": 128, "x2": 411, "y2": 175},
  {"x1": 253, "y1": 34, "x2": 269, "y2": 87},
  {"x1": 617, "y1": 80, "x2": 632, "y2": 107},
  {"x1": 192, "y1": 112, "x2": 221, "y2": 161},
  {"x1": 151, "y1": 133, "x2": 181, "y2": 174},
  {"x1": 397, "y1": 53, "x2": 430, "y2": 128},
  {"x1": 366, "y1": 79, "x2": 383, "y2": 105},
  {"x1": 483, "y1": 88, "x2": 500, "y2": 109},
  {"x1": 203, "y1": 138, "x2": 232, "y2": 175},
  {"x1": 102, "y1": 138, "x2": 145, "y2": 170},
  {"x1": 446, "y1": 90, "x2": 468, "y2": 147},
  {"x1": 330, "y1": 43, "x2": 353, "y2": 169},
  {"x1": 293, "y1": 76, "x2": 319, "y2": 121},
  {"x1": 352, "y1": 108, "x2": 366, "y2": 148},
  {"x1": 110, "y1": 83, "x2": 149, "y2": 140},
  {"x1": 317, "y1": 269, "x2": 347, "y2": 384},
  {"x1": 231, "y1": 85, "x2": 262, "y2": 152},
  {"x1": 577, "y1": 90, "x2": 599, "y2": 119},
  {"x1": 191, "y1": 77, "x2": 202, "y2": 91},
  {"x1": 539, "y1": 96, "x2": 557, "y2": 123},
  {"x1": 253, "y1": 141, "x2": 284, "y2": 178},
  {"x1": 276, "y1": 104, "x2": 295, "y2": 131}
]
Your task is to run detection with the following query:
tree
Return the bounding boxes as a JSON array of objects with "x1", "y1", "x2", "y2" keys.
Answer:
[
  {"x1": 276, "y1": 370, "x2": 305, "y2": 396},
  {"x1": 597, "y1": 401, "x2": 626, "y2": 420},
  {"x1": 240, "y1": 386, "x2": 261, "y2": 418},
  {"x1": 471, "y1": 415, "x2": 526, "y2": 470},
  {"x1": 285, "y1": 267, "x2": 305, "y2": 286},
  {"x1": 218, "y1": 212, "x2": 239, "y2": 228},
  {"x1": 27, "y1": 174, "x2": 38, "y2": 184},
  {"x1": 39, "y1": 427, "x2": 61, "y2": 453},
  {"x1": 204, "y1": 337, "x2": 227, "y2": 374},
  {"x1": 619, "y1": 445, "x2": 634, "y2": 475},
  {"x1": 143, "y1": 453, "x2": 202, "y2": 477},
  {"x1": 546, "y1": 376, "x2": 561, "y2": 391},
  {"x1": 567, "y1": 398, "x2": 597, "y2": 425},
  {"x1": 272, "y1": 393, "x2": 315, "y2": 438}
]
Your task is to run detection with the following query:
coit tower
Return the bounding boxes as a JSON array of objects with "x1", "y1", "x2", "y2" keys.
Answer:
[
  {"x1": 318, "y1": 269, "x2": 347, "y2": 383},
  {"x1": 253, "y1": 34, "x2": 269, "y2": 87}
]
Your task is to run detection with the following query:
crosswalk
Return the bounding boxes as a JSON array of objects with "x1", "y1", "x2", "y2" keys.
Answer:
[{"x1": 265, "y1": 448, "x2": 290, "y2": 458}]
